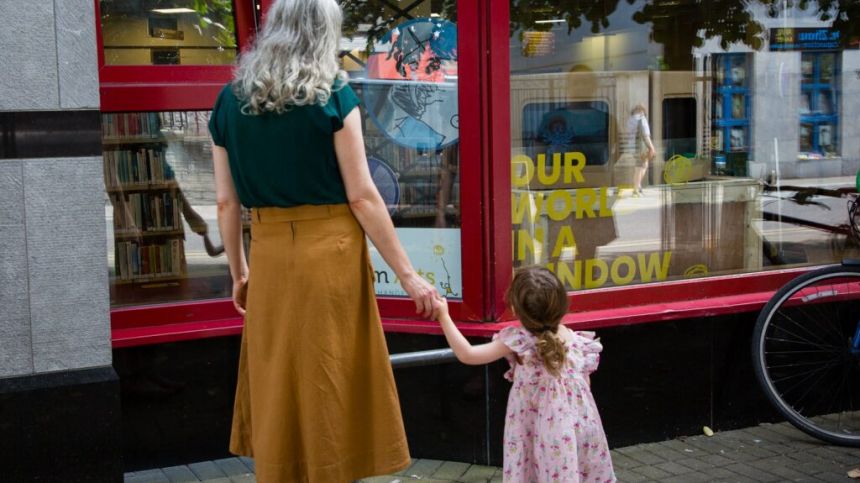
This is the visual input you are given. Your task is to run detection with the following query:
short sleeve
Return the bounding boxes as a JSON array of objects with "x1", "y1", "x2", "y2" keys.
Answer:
[
  {"x1": 208, "y1": 85, "x2": 229, "y2": 147},
  {"x1": 493, "y1": 326, "x2": 535, "y2": 381},
  {"x1": 330, "y1": 82, "x2": 361, "y2": 132},
  {"x1": 639, "y1": 116, "x2": 651, "y2": 139},
  {"x1": 570, "y1": 331, "x2": 603, "y2": 374}
]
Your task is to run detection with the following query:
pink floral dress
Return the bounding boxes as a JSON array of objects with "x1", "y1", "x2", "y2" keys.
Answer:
[{"x1": 494, "y1": 326, "x2": 615, "y2": 483}]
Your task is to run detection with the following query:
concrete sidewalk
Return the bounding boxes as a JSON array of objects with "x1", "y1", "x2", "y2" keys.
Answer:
[{"x1": 124, "y1": 421, "x2": 860, "y2": 482}]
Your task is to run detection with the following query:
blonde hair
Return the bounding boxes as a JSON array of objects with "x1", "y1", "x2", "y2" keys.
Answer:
[
  {"x1": 632, "y1": 104, "x2": 648, "y2": 116},
  {"x1": 233, "y1": 0, "x2": 347, "y2": 114},
  {"x1": 506, "y1": 266, "x2": 569, "y2": 376}
]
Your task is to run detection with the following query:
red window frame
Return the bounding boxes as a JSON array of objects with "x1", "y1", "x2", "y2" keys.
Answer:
[
  {"x1": 105, "y1": 0, "x2": 491, "y2": 346},
  {"x1": 107, "y1": 0, "x2": 823, "y2": 348},
  {"x1": 483, "y1": 1, "x2": 823, "y2": 325}
]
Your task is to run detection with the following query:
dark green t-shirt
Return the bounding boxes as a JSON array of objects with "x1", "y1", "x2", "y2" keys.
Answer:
[{"x1": 208, "y1": 82, "x2": 361, "y2": 208}]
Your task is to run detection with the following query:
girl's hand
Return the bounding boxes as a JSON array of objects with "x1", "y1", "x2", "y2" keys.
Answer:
[
  {"x1": 233, "y1": 276, "x2": 248, "y2": 316},
  {"x1": 401, "y1": 272, "x2": 439, "y2": 319},
  {"x1": 433, "y1": 297, "x2": 450, "y2": 321}
]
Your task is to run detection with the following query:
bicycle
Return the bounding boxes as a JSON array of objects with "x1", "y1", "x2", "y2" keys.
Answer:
[{"x1": 752, "y1": 259, "x2": 860, "y2": 446}]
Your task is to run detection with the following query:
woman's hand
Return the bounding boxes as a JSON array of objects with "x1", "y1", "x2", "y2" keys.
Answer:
[
  {"x1": 233, "y1": 276, "x2": 248, "y2": 316},
  {"x1": 401, "y1": 272, "x2": 440, "y2": 319}
]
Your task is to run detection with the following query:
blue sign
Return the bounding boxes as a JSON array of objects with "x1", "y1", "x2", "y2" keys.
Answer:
[{"x1": 770, "y1": 28, "x2": 846, "y2": 51}]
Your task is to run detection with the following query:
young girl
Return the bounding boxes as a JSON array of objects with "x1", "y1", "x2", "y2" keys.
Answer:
[{"x1": 434, "y1": 266, "x2": 615, "y2": 483}]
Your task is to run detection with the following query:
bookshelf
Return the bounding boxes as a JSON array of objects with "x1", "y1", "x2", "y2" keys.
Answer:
[{"x1": 103, "y1": 112, "x2": 187, "y2": 285}]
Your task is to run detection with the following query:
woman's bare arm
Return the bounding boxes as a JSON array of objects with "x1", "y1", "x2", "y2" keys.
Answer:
[
  {"x1": 213, "y1": 145, "x2": 249, "y2": 315},
  {"x1": 334, "y1": 109, "x2": 439, "y2": 318}
]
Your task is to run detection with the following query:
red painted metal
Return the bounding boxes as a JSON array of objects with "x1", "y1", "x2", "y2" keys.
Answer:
[
  {"x1": 111, "y1": 275, "x2": 790, "y2": 347},
  {"x1": 101, "y1": 0, "x2": 825, "y2": 348},
  {"x1": 95, "y1": 0, "x2": 255, "y2": 112},
  {"x1": 485, "y1": 0, "x2": 513, "y2": 319},
  {"x1": 455, "y1": 0, "x2": 486, "y2": 321}
]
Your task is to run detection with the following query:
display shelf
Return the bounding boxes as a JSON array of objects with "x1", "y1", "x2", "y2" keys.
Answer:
[
  {"x1": 104, "y1": 112, "x2": 188, "y2": 286},
  {"x1": 102, "y1": 137, "x2": 167, "y2": 147},
  {"x1": 106, "y1": 181, "x2": 179, "y2": 193},
  {"x1": 113, "y1": 230, "x2": 185, "y2": 239}
]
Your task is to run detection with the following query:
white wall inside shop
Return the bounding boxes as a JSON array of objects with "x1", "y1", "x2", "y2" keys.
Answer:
[
  {"x1": 841, "y1": 52, "x2": 860, "y2": 175},
  {"x1": 751, "y1": 51, "x2": 801, "y2": 178}
]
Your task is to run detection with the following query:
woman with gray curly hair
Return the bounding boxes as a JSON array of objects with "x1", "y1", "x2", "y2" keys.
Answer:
[{"x1": 209, "y1": 0, "x2": 438, "y2": 480}]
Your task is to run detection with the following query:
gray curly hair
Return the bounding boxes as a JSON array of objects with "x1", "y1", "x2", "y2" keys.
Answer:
[{"x1": 233, "y1": 0, "x2": 347, "y2": 114}]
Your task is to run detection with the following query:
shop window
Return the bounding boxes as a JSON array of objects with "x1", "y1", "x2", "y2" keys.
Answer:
[
  {"x1": 799, "y1": 52, "x2": 839, "y2": 158},
  {"x1": 662, "y1": 97, "x2": 697, "y2": 160},
  {"x1": 100, "y1": 0, "x2": 238, "y2": 66},
  {"x1": 510, "y1": 0, "x2": 860, "y2": 293},
  {"x1": 712, "y1": 53, "x2": 751, "y2": 176},
  {"x1": 521, "y1": 102, "x2": 610, "y2": 166},
  {"x1": 340, "y1": 0, "x2": 462, "y2": 299},
  {"x1": 103, "y1": 110, "x2": 232, "y2": 306}
]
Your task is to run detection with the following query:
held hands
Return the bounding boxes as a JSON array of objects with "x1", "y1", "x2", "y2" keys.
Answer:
[
  {"x1": 432, "y1": 297, "x2": 450, "y2": 322},
  {"x1": 400, "y1": 271, "x2": 443, "y2": 319},
  {"x1": 233, "y1": 276, "x2": 248, "y2": 316}
]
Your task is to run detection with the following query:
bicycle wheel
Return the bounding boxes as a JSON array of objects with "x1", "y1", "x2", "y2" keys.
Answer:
[{"x1": 753, "y1": 264, "x2": 860, "y2": 446}]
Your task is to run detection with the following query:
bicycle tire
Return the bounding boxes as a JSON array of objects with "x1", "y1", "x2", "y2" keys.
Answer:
[{"x1": 752, "y1": 264, "x2": 860, "y2": 446}]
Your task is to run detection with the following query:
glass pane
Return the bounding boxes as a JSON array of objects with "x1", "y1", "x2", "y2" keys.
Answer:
[
  {"x1": 100, "y1": 0, "x2": 238, "y2": 66},
  {"x1": 102, "y1": 111, "x2": 233, "y2": 306},
  {"x1": 340, "y1": 0, "x2": 462, "y2": 298},
  {"x1": 511, "y1": 0, "x2": 857, "y2": 292}
]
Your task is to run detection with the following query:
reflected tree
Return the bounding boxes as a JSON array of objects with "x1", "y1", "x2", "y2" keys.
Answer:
[
  {"x1": 629, "y1": 0, "x2": 766, "y2": 69},
  {"x1": 510, "y1": 0, "x2": 621, "y2": 36},
  {"x1": 340, "y1": 0, "x2": 457, "y2": 53},
  {"x1": 761, "y1": 0, "x2": 860, "y2": 48},
  {"x1": 191, "y1": 0, "x2": 236, "y2": 48},
  {"x1": 509, "y1": 0, "x2": 858, "y2": 70}
]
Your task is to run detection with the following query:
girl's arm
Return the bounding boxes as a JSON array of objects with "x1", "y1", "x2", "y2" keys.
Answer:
[
  {"x1": 335, "y1": 109, "x2": 439, "y2": 318},
  {"x1": 435, "y1": 299, "x2": 513, "y2": 365},
  {"x1": 213, "y1": 145, "x2": 249, "y2": 315}
]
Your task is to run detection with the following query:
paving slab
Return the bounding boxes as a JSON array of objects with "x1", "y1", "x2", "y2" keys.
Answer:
[{"x1": 123, "y1": 421, "x2": 860, "y2": 483}]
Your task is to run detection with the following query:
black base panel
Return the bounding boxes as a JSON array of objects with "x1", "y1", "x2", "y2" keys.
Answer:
[
  {"x1": 0, "y1": 366, "x2": 123, "y2": 482},
  {"x1": 115, "y1": 312, "x2": 782, "y2": 470}
]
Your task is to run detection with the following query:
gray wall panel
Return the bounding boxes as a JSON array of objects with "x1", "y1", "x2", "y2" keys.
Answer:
[
  {"x1": 0, "y1": 160, "x2": 24, "y2": 226},
  {"x1": 24, "y1": 157, "x2": 110, "y2": 373},
  {"x1": 0, "y1": 1, "x2": 59, "y2": 110},
  {"x1": 0, "y1": 225, "x2": 33, "y2": 377},
  {"x1": 55, "y1": 0, "x2": 99, "y2": 109}
]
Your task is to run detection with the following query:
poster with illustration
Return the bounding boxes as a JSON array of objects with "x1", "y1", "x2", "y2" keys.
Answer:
[
  {"x1": 362, "y1": 18, "x2": 459, "y2": 152},
  {"x1": 368, "y1": 228, "x2": 462, "y2": 298}
]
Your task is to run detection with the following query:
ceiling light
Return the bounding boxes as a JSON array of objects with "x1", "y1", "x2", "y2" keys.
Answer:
[{"x1": 151, "y1": 8, "x2": 196, "y2": 14}]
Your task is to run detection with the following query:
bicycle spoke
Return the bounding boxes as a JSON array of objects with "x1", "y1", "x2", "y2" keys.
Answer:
[
  {"x1": 771, "y1": 359, "x2": 842, "y2": 386},
  {"x1": 768, "y1": 358, "x2": 843, "y2": 370},
  {"x1": 765, "y1": 349, "x2": 841, "y2": 355},
  {"x1": 755, "y1": 269, "x2": 860, "y2": 446},
  {"x1": 767, "y1": 319, "x2": 841, "y2": 351},
  {"x1": 764, "y1": 336, "x2": 841, "y2": 348},
  {"x1": 772, "y1": 309, "x2": 841, "y2": 349}
]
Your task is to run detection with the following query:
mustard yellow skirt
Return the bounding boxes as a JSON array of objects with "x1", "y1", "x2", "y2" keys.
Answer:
[{"x1": 230, "y1": 204, "x2": 410, "y2": 482}]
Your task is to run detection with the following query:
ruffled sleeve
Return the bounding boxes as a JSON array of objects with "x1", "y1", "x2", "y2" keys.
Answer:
[
  {"x1": 493, "y1": 326, "x2": 535, "y2": 381},
  {"x1": 570, "y1": 330, "x2": 603, "y2": 374}
]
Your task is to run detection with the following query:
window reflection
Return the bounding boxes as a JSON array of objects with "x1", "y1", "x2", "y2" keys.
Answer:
[
  {"x1": 100, "y1": 0, "x2": 237, "y2": 66},
  {"x1": 338, "y1": 0, "x2": 463, "y2": 298},
  {"x1": 102, "y1": 111, "x2": 232, "y2": 306},
  {"x1": 511, "y1": 0, "x2": 860, "y2": 291}
]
